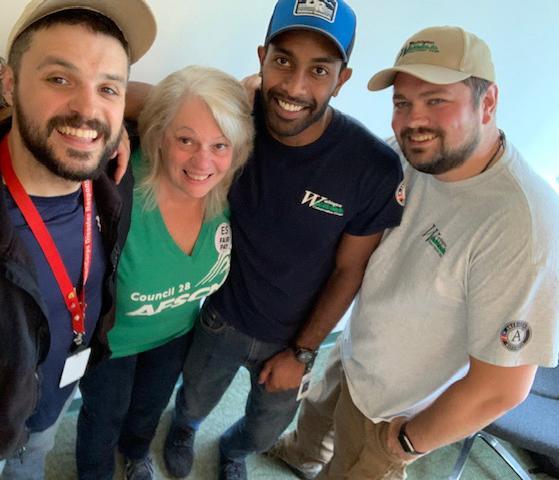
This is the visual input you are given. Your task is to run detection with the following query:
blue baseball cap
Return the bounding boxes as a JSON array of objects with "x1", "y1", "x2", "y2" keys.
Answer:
[{"x1": 265, "y1": 0, "x2": 356, "y2": 63}]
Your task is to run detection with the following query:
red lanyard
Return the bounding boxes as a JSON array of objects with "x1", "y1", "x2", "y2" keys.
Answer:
[{"x1": 0, "y1": 135, "x2": 93, "y2": 346}]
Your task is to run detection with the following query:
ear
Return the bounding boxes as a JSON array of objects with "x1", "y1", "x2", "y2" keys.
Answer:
[
  {"x1": 481, "y1": 83, "x2": 498, "y2": 125},
  {"x1": 257, "y1": 45, "x2": 267, "y2": 68},
  {"x1": 332, "y1": 67, "x2": 352, "y2": 97},
  {"x1": 1, "y1": 64, "x2": 15, "y2": 106}
]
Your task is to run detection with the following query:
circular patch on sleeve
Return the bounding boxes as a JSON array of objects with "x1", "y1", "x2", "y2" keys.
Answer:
[
  {"x1": 500, "y1": 321, "x2": 531, "y2": 351},
  {"x1": 215, "y1": 222, "x2": 232, "y2": 255},
  {"x1": 395, "y1": 181, "x2": 406, "y2": 206}
]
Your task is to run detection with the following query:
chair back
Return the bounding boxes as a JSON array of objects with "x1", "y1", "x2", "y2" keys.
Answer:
[{"x1": 531, "y1": 364, "x2": 559, "y2": 399}]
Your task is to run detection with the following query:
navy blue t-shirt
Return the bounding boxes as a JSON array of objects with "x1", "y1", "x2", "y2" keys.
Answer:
[
  {"x1": 210, "y1": 98, "x2": 404, "y2": 343},
  {"x1": 5, "y1": 188, "x2": 105, "y2": 432}
]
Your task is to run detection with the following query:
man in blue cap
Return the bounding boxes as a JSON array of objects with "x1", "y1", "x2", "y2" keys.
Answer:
[{"x1": 160, "y1": 1, "x2": 404, "y2": 479}]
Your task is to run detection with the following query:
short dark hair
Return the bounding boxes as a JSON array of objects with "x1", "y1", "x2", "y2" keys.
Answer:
[
  {"x1": 8, "y1": 9, "x2": 130, "y2": 78},
  {"x1": 462, "y1": 76, "x2": 492, "y2": 107}
]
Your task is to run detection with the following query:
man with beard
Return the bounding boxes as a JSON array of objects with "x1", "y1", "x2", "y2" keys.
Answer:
[
  {"x1": 159, "y1": 1, "x2": 404, "y2": 479},
  {"x1": 0, "y1": 1, "x2": 156, "y2": 477},
  {"x1": 267, "y1": 26, "x2": 559, "y2": 480}
]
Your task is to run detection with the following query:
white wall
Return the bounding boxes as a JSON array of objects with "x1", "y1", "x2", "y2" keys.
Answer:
[
  {"x1": 1, "y1": 1, "x2": 558, "y2": 188},
  {"x1": 2, "y1": 1, "x2": 558, "y2": 332}
]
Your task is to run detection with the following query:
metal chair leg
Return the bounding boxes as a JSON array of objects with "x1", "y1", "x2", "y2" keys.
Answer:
[
  {"x1": 449, "y1": 434, "x2": 478, "y2": 480},
  {"x1": 478, "y1": 432, "x2": 532, "y2": 480}
]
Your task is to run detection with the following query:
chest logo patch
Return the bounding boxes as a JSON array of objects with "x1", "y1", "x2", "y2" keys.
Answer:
[
  {"x1": 395, "y1": 181, "x2": 406, "y2": 206},
  {"x1": 500, "y1": 321, "x2": 531, "y2": 351},
  {"x1": 301, "y1": 190, "x2": 344, "y2": 216},
  {"x1": 421, "y1": 224, "x2": 447, "y2": 257},
  {"x1": 294, "y1": 0, "x2": 337, "y2": 23}
]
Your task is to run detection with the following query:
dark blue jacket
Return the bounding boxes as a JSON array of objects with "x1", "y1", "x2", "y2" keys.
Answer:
[{"x1": 0, "y1": 119, "x2": 133, "y2": 458}]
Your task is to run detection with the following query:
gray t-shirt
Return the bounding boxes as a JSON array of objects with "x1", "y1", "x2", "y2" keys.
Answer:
[{"x1": 342, "y1": 137, "x2": 559, "y2": 422}]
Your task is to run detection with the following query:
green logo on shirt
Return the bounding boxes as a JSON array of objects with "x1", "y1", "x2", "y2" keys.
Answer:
[
  {"x1": 301, "y1": 190, "x2": 344, "y2": 216},
  {"x1": 422, "y1": 224, "x2": 447, "y2": 257},
  {"x1": 126, "y1": 277, "x2": 227, "y2": 317}
]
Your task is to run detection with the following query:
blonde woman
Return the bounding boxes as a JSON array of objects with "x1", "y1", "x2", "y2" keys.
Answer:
[{"x1": 76, "y1": 66, "x2": 254, "y2": 480}]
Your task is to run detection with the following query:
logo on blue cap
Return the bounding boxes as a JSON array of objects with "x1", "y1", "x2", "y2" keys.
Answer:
[
  {"x1": 266, "y1": 0, "x2": 356, "y2": 62},
  {"x1": 294, "y1": 0, "x2": 337, "y2": 23}
]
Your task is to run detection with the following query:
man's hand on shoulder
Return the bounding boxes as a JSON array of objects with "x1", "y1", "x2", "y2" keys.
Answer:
[
  {"x1": 125, "y1": 81, "x2": 153, "y2": 121},
  {"x1": 110, "y1": 128, "x2": 130, "y2": 184},
  {"x1": 258, "y1": 349, "x2": 305, "y2": 393},
  {"x1": 241, "y1": 73, "x2": 261, "y2": 109}
]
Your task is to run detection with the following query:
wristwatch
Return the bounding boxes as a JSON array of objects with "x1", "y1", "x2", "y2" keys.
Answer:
[
  {"x1": 291, "y1": 346, "x2": 318, "y2": 371},
  {"x1": 397, "y1": 422, "x2": 425, "y2": 455}
]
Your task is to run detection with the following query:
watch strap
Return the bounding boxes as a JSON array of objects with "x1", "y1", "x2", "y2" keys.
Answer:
[{"x1": 397, "y1": 422, "x2": 424, "y2": 455}]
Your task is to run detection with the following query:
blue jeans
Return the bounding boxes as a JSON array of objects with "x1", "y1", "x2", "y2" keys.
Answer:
[
  {"x1": 173, "y1": 301, "x2": 300, "y2": 461},
  {"x1": 76, "y1": 332, "x2": 192, "y2": 480},
  {"x1": 1, "y1": 386, "x2": 77, "y2": 480}
]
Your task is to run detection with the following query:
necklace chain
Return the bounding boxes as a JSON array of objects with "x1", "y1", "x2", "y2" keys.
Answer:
[{"x1": 480, "y1": 129, "x2": 506, "y2": 174}]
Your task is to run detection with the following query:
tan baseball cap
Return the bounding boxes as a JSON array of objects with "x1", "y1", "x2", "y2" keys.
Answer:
[
  {"x1": 368, "y1": 26, "x2": 495, "y2": 91},
  {"x1": 6, "y1": 0, "x2": 157, "y2": 64}
]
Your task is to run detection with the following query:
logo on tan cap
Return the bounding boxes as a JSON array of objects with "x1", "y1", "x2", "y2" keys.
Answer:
[
  {"x1": 398, "y1": 40, "x2": 439, "y2": 58},
  {"x1": 368, "y1": 26, "x2": 495, "y2": 91}
]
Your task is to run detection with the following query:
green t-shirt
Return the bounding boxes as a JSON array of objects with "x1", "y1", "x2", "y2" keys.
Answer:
[{"x1": 108, "y1": 150, "x2": 232, "y2": 358}]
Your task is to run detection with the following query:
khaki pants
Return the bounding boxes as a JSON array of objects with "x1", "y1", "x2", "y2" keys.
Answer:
[{"x1": 282, "y1": 345, "x2": 411, "y2": 479}]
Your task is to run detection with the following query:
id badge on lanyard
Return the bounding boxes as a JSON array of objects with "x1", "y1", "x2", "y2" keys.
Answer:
[{"x1": 1, "y1": 135, "x2": 94, "y2": 386}]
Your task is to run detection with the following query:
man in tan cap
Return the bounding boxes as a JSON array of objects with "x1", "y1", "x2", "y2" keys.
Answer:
[
  {"x1": 0, "y1": 1, "x2": 155, "y2": 478},
  {"x1": 267, "y1": 26, "x2": 559, "y2": 479}
]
